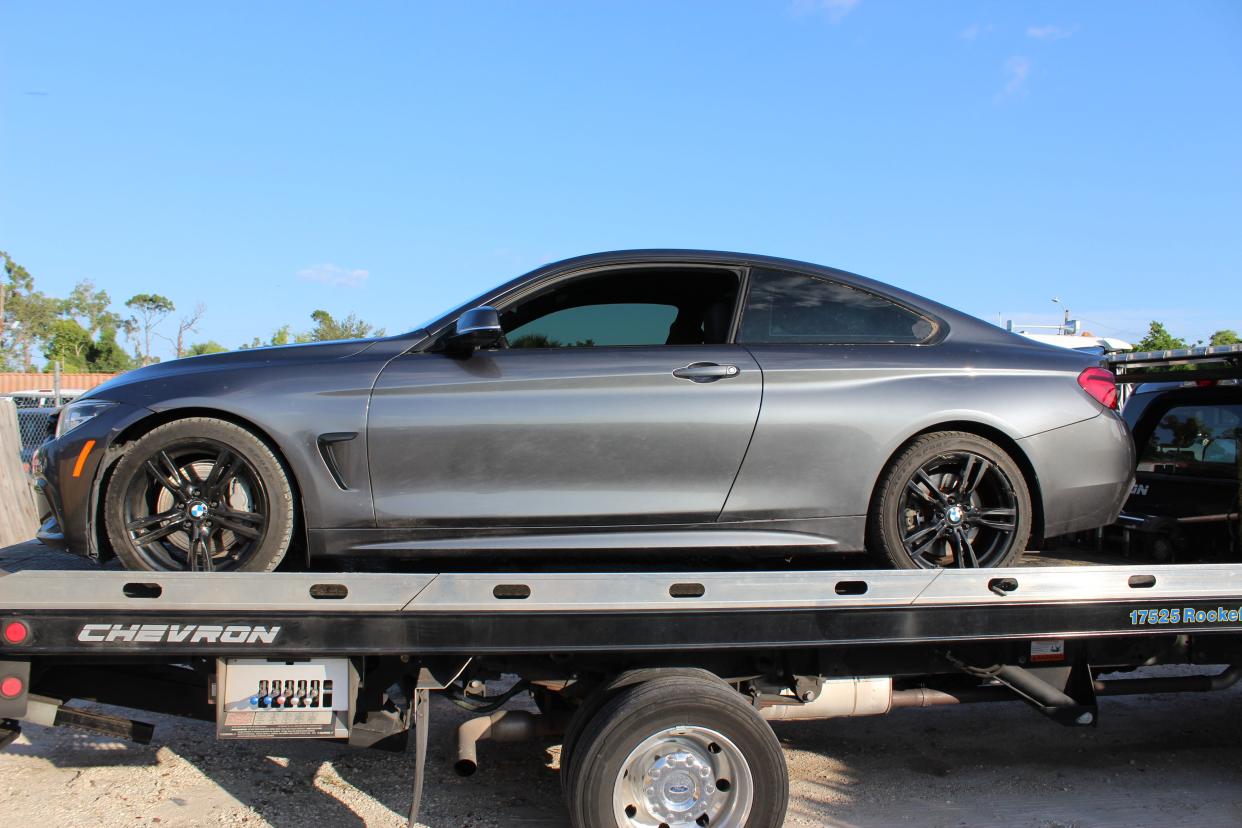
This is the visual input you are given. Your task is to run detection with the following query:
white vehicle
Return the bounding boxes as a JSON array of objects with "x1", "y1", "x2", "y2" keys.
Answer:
[
  {"x1": 1003, "y1": 317, "x2": 1132, "y2": 355},
  {"x1": 1016, "y1": 332, "x2": 1133, "y2": 355}
]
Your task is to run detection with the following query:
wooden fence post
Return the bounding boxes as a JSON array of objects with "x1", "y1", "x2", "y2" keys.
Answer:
[{"x1": 0, "y1": 398, "x2": 40, "y2": 546}]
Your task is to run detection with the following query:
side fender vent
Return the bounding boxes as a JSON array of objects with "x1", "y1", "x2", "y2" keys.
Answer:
[{"x1": 317, "y1": 432, "x2": 358, "y2": 490}]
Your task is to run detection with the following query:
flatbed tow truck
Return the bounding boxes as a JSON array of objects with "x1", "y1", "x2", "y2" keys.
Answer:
[{"x1": 2, "y1": 561, "x2": 1242, "y2": 827}]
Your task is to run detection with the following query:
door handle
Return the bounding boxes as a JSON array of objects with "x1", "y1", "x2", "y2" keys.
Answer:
[{"x1": 672, "y1": 362, "x2": 741, "y2": 383}]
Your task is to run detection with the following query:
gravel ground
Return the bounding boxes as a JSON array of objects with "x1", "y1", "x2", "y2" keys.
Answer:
[{"x1": 2, "y1": 541, "x2": 1240, "y2": 827}]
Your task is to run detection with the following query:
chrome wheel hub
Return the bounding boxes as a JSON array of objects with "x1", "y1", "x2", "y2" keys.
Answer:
[
  {"x1": 613, "y1": 726, "x2": 753, "y2": 827},
  {"x1": 646, "y1": 750, "x2": 712, "y2": 819}
]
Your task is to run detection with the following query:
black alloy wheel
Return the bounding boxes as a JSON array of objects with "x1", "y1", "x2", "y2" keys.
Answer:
[
  {"x1": 105, "y1": 418, "x2": 295, "y2": 572},
  {"x1": 869, "y1": 431, "x2": 1032, "y2": 570}
]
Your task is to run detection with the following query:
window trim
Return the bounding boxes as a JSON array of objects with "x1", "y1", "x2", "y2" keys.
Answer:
[{"x1": 736, "y1": 267, "x2": 944, "y2": 347}]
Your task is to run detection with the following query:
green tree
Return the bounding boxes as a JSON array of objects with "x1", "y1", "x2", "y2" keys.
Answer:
[
  {"x1": 43, "y1": 319, "x2": 94, "y2": 371},
  {"x1": 65, "y1": 279, "x2": 117, "y2": 337},
  {"x1": 2, "y1": 250, "x2": 64, "y2": 371},
  {"x1": 186, "y1": 340, "x2": 228, "y2": 356},
  {"x1": 125, "y1": 293, "x2": 175, "y2": 365},
  {"x1": 87, "y1": 324, "x2": 135, "y2": 372},
  {"x1": 1135, "y1": 321, "x2": 1188, "y2": 352},
  {"x1": 239, "y1": 325, "x2": 310, "y2": 349},
  {"x1": 307, "y1": 309, "x2": 383, "y2": 342},
  {"x1": 1209, "y1": 329, "x2": 1240, "y2": 346},
  {"x1": 269, "y1": 324, "x2": 293, "y2": 346}
]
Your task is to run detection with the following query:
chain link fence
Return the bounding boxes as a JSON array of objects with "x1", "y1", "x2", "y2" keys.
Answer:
[
  {"x1": 15, "y1": 407, "x2": 57, "y2": 469},
  {"x1": 0, "y1": 362, "x2": 110, "y2": 469},
  {"x1": 4, "y1": 381, "x2": 84, "y2": 471},
  {"x1": 1, "y1": 368, "x2": 120, "y2": 467}
]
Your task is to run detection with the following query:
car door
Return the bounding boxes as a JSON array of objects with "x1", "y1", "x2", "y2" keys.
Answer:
[
  {"x1": 367, "y1": 270, "x2": 762, "y2": 527},
  {"x1": 721, "y1": 266, "x2": 944, "y2": 524}
]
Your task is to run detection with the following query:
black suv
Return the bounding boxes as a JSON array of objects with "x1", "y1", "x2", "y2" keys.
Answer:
[{"x1": 1112, "y1": 346, "x2": 1241, "y2": 561}]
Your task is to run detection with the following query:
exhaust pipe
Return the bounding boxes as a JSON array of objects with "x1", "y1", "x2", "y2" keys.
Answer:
[
  {"x1": 890, "y1": 686, "x2": 1014, "y2": 708},
  {"x1": 1094, "y1": 665, "x2": 1242, "y2": 696},
  {"x1": 759, "y1": 677, "x2": 892, "y2": 721},
  {"x1": 454, "y1": 709, "x2": 562, "y2": 777},
  {"x1": 757, "y1": 666, "x2": 1242, "y2": 726}
]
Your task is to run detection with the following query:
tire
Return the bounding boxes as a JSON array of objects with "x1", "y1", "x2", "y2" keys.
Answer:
[
  {"x1": 105, "y1": 417, "x2": 295, "y2": 572},
  {"x1": 868, "y1": 431, "x2": 1032, "y2": 570},
  {"x1": 560, "y1": 668, "x2": 728, "y2": 794},
  {"x1": 560, "y1": 683, "x2": 615, "y2": 795},
  {"x1": 566, "y1": 675, "x2": 788, "y2": 828}
]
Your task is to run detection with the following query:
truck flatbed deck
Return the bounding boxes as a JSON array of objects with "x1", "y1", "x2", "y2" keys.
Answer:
[{"x1": 4, "y1": 561, "x2": 1242, "y2": 828}]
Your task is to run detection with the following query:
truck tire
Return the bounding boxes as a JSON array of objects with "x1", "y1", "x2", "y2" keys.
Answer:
[
  {"x1": 560, "y1": 668, "x2": 729, "y2": 794},
  {"x1": 566, "y1": 674, "x2": 787, "y2": 828}
]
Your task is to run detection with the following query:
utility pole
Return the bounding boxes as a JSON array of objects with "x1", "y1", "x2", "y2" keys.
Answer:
[{"x1": 1051, "y1": 298, "x2": 1070, "y2": 335}]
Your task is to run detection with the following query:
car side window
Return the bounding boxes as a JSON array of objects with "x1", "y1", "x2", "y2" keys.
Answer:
[
  {"x1": 506, "y1": 303, "x2": 678, "y2": 348},
  {"x1": 1138, "y1": 402, "x2": 1241, "y2": 479},
  {"x1": 499, "y1": 268, "x2": 741, "y2": 349},
  {"x1": 738, "y1": 268, "x2": 935, "y2": 345}
]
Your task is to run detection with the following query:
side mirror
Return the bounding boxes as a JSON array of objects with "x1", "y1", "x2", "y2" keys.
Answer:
[{"x1": 446, "y1": 306, "x2": 504, "y2": 352}]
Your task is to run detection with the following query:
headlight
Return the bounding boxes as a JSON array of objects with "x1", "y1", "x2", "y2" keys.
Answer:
[{"x1": 55, "y1": 400, "x2": 117, "y2": 439}]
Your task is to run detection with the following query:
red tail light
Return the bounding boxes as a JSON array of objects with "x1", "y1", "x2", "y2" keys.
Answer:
[
  {"x1": 1078, "y1": 367, "x2": 1118, "y2": 410},
  {"x1": 1, "y1": 620, "x2": 28, "y2": 645},
  {"x1": 0, "y1": 675, "x2": 22, "y2": 699}
]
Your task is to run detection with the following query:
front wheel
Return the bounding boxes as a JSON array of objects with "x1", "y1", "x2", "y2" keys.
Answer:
[
  {"x1": 868, "y1": 431, "x2": 1032, "y2": 569},
  {"x1": 104, "y1": 417, "x2": 295, "y2": 572}
]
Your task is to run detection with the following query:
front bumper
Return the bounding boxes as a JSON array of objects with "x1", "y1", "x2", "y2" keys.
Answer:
[
  {"x1": 31, "y1": 478, "x2": 64, "y2": 549},
  {"x1": 32, "y1": 402, "x2": 151, "y2": 560},
  {"x1": 1018, "y1": 410, "x2": 1136, "y2": 539}
]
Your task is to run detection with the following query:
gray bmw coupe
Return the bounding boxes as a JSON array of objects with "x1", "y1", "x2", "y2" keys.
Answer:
[{"x1": 33, "y1": 250, "x2": 1134, "y2": 572}]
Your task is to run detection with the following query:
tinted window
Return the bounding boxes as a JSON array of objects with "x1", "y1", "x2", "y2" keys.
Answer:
[
  {"x1": 507, "y1": 303, "x2": 678, "y2": 348},
  {"x1": 498, "y1": 267, "x2": 740, "y2": 349},
  {"x1": 1138, "y1": 403, "x2": 1241, "y2": 479},
  {"x1": 738, "y1": 268, "x2": 935, "y2": 344}
]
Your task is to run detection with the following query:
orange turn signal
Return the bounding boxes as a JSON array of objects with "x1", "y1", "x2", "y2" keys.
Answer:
[{"x1": 72, "y1": 439, "x2": 96, "y2": 478}]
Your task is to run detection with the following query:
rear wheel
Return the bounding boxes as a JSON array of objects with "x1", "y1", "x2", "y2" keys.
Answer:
[
  {"x1": 561, "y1": 669, "x2": 729, "y2": 794},
  {"x1": 104, "y1": 418, "x2": 294, "y2": 572},
  {"x1": 566, "y1": 675, "x2": 787, "y2": 828},
  {"x1": 869, "y1": 431, "x2": 1032, "y2": 569}
]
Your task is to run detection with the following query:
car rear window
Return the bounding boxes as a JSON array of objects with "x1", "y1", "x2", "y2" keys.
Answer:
[
  {"x1": 1138, "y1": 402, "x2": 1241, "y2": 479},
  {"x1": 738, "y1": 268, "x2": 935, "y2": 345}
]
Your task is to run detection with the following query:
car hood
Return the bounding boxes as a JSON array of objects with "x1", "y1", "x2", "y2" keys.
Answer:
[{"x1": 82, "y1": 338, "x2": 381, "y2": 400}]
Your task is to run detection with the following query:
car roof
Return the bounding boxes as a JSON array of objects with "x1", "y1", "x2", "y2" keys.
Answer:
[{"x1": 417, "y1": 248, "x2": 1012, "y2": 347}]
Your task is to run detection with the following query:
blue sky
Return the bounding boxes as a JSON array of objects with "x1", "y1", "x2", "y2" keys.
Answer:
[{"x1": 2, "y1": 1, "x2": 1239, "y2": 359}]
